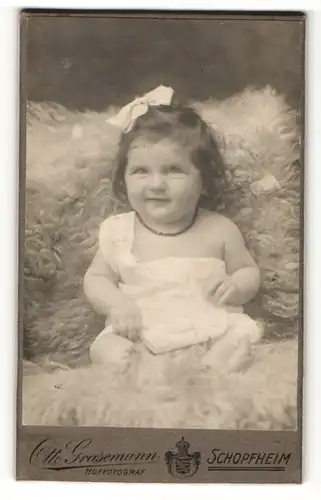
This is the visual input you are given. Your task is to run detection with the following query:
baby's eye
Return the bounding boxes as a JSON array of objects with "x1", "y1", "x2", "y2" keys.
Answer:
[
  {"x1": 131, "y1": 167, "x2": 148, "y2": 175},
  {"x1": 167, "y1": 165, "x2": 185, "y2": 174}
]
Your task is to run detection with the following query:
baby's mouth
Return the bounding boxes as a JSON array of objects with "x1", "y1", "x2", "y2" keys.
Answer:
[{"x1": 146, "y1": 197, "x2": 170, "y2": 204}]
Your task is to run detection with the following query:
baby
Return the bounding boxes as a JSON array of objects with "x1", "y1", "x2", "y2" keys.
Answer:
[{"x1": 84, "y1": 87, "x2": 262, "y2": 373}]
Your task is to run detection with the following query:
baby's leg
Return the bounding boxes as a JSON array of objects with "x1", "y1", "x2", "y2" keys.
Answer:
[
  {"x1": 201, "y1": 313, "x2": 262, "y2": 373},
  {"x1": 90, "y1": 325, "x2": 134, "y2": 372}
]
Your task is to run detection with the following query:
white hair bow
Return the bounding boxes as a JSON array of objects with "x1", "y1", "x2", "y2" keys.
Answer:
[{"x1": 107, "y1": 85, "x2": 174, "y2": 133}]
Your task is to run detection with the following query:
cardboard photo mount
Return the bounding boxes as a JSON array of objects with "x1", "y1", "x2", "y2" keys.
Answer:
[{"x1": 17, "y1": 10, "x2": 305, "y2": 483}]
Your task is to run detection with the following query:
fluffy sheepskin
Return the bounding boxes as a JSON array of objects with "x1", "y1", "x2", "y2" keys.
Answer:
[
  {"x1": 22, "y1": 86, "x2": 301, "y2": 428},
  {"x1": 23, "y1": 339, "x2": 297, "y2": 429}
]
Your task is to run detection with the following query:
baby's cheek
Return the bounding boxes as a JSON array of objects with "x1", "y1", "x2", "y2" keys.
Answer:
[
  {"x1": 173, "y1": 183, "x2": 200, "y2": 204},
  {"x1": 126, "y1": 185, "x2": 145, "y2": 205}
]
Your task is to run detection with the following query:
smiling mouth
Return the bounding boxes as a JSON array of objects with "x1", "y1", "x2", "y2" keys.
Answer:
[{"x1": 146, "y1": 198, "x2": 170, "y2": 202}]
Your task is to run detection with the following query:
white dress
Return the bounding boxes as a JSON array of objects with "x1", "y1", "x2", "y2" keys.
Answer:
[{"x1": 98, "y1": 212, "x2": 245, "y2": 355}]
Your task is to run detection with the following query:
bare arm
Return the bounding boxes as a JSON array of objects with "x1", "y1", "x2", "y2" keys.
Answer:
[
  {"x1": 223, "y1": 218, "x2": 260, "y2": 304},
  {"x1": 83, "y1": 249, "x2": 127, "y2": 316}
]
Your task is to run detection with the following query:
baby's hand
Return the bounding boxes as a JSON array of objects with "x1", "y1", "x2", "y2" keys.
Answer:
[
  {"x1": 109, "y1": 298, "x2": 142, "y2": 341},
  {"x1": 208, "y1": 277, "x2": 241, "y2": 307}
]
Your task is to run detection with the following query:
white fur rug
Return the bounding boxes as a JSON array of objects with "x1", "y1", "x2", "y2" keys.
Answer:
[{"x1": 22, "y1": 339, "x2": 298, "y2": 429}]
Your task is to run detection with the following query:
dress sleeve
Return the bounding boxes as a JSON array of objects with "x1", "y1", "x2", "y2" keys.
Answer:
[{"x1": 98, "y1": 212, "x2": 132, "y2": 274}]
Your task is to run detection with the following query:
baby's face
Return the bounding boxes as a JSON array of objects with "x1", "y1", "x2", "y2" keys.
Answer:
[{"x1": 124, "y1": 138, "x2": 202, "y2": 224}]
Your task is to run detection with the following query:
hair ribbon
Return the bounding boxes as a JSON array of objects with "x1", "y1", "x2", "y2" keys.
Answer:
[{"x1": 106, "y1": 85, "x2": 174, "y2": 133}]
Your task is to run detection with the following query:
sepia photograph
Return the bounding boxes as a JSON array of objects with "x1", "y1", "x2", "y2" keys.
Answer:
[{"x1": 19, "y1": 12, "x2": 304, "y2": 439}]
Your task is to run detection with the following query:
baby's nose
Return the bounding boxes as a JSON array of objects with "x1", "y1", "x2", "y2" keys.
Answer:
[{"x1": 148, "y1": 174, "x2": 167, "y2": 190}]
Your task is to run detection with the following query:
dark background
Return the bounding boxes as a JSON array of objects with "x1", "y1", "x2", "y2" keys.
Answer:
[{"x1": 25, "y1": 16, "x2": 304, "y2": 112}]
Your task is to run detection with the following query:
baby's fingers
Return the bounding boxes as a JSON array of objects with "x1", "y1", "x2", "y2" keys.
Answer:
[
  {"x1": 117, "y1": 316, "x2": 141, "y2": 340},
  {"x1": 112, "y1": 318, "x2": 128, "y2": 337},
  {"x1": 216, "y1": 283, "x2": 237, "y2": 306},
  {"x1": 211, "y1": 281, "x2": 229, "y2": 303},
  {"x1": 207, "y1": 279, "x2": 225, "y2": 297},
  {"x1": 216, "y1": 289, "x2": 232, "y2": 306},
  {"x1": 127, "y1": 315, "x2": 143, "y2": 340}
]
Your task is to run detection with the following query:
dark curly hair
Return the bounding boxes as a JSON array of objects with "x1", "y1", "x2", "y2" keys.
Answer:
[{"x1": 112, "y1": 103, "x2": 228, "y2": 211}]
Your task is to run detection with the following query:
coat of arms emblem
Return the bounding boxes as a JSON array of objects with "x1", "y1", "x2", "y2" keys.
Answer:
[{"x1": 165, "y1": 437, "x2": 201, "y2": 479}]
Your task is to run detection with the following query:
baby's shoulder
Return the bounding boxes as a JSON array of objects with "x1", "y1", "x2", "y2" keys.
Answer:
[
  {"x1": 200, "y1": 209, "x2": 237, "y2": 230},
  {"x1": 200, "y1": 210, "x2": 242, "y2": 241}
]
